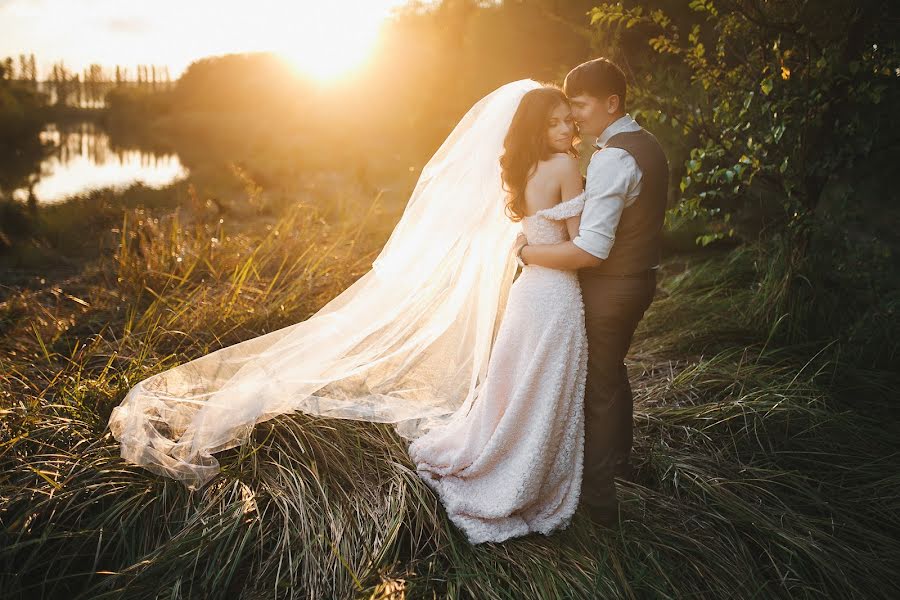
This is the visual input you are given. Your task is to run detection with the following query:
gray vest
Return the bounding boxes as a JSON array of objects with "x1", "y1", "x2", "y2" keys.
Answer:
[{"x1": 581, "y1": 127, "x2": 669, "y2": 276}]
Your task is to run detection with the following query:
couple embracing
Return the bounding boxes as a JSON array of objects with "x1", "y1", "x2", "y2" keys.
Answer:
[
  {"x1": 108, "y1": 57, "x2": 668, "y2": 545},
  {"x1": 407, "y1": 56, "x2": 667, "y2": 542}
]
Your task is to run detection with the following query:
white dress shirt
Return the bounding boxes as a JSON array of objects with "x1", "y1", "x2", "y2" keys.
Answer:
[{"x1": 571, "y1": 113, "x2": 643, "y2": 260}]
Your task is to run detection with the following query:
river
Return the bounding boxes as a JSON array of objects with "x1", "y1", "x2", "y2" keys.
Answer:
[{"x1": 10, "y1": 121, "x2": 188, "y2": 204}]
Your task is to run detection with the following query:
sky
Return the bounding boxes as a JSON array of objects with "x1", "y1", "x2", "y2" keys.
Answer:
[{"x1": 0, "y1": 0, "x2": 420, "y2": 81}]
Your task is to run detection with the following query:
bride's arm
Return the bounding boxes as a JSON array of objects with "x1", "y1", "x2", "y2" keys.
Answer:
[{"x1": 559, "y1": 156, "x2": 583, "y2": 241}]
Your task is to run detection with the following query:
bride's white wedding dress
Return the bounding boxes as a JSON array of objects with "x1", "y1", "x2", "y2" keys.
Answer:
[{"x1": 408, "y1": 192, "x2": 588, "y2": 544}]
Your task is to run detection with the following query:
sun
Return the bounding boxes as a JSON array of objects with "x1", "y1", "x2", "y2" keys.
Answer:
[{"x1": 267, "y1": 1, "x2": 407, "y2": 82}]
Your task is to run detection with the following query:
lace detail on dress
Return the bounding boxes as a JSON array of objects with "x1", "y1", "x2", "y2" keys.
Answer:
[
  {"x1": 529, "y1": 191, "x2": 585, "y2": 221},
  {"x1": 520, "y1": 191, "x2": 585, "y2": 247}
]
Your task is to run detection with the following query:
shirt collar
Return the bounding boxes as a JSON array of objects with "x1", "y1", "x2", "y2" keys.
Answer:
[{"x1": 594, "y1": 113, "x2": 641, "y2": 149}]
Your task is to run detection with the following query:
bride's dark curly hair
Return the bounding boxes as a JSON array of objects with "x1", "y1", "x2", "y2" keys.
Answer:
[{"x1": 500, "y1": 86, "x2": 579, "y2": 222}]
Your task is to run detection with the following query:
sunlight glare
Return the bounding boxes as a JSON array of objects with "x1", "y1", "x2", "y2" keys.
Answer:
[{"x1": 266, "y1": 1, "x2": 408, "y2": 82}]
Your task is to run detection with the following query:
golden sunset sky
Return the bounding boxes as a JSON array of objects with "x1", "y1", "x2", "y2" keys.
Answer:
[{"x1": 0, "y1": 0, "x2": 423, "y2": 81}]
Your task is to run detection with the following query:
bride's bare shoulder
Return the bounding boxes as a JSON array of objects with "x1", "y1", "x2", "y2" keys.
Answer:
[
  {"x1": 532, "y1": 153, "x2": 575, "y2": 181},
  {"x1": 546, "y1": 152, "x2": 582, "y2": 189},
  {"x1": 545, "y1": 152, "x2": 580, "y2": 176},
  {"x1": 546, "y1": 152, "x2": 581, "y2": 181}
]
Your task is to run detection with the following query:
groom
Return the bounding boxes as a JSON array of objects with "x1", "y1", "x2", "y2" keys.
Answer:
[{"x1": 514, "y1": 57, "x2": 669, "y2": 526}]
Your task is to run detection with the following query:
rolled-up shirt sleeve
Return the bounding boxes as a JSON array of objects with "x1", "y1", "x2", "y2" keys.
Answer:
[{"x1": 571, "y1": 149, "x2": 638, "y2": 260}]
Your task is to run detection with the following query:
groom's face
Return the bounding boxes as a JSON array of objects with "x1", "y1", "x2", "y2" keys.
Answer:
[{"x1": 567, "y1": 93, "x2": 619, "y2": 138}]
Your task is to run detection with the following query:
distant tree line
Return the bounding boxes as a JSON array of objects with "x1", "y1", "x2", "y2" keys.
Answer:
[{"x1": 1, "y1": 53, "x2": 173, "y2": 108}]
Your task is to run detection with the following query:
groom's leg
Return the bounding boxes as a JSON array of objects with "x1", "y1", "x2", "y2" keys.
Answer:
[
  {"x1": 614, "y1": 361, "x2": 635, "y2": 480},
  {"x1": 578, "y1": 270, "x2": 656, "y2": 515}
]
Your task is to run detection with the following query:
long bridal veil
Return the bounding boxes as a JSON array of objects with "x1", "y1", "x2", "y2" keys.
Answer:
[{"x1": 108, "y1": 78, "x2": 544, "y2": 490}]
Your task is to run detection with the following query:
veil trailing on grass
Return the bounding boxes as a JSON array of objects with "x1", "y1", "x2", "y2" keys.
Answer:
[{"x1": 108, "y1": 78, "x2": 543, "y2": 490}]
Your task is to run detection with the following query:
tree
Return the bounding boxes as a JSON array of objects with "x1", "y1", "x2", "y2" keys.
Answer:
[
  {"x1": 588, "y1": 0, "x2": 900, "y2": 352},
  {"x1": 588, "y1": 0, "x2": 898, "y2": 250}
]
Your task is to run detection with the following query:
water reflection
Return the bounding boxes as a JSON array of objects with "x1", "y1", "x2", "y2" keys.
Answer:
[{"x1": 12, "y1": 122, "x2": 188, "y2": 204}]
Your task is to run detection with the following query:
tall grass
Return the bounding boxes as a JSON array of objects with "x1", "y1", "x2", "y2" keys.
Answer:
[{"x1": 2, "y1": 184, "x2": 898, "y2": 599}]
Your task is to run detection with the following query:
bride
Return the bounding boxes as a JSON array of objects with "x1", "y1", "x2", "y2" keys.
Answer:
[{"x1": 108, "y1": 79, "x2": 588, "y2": 544}]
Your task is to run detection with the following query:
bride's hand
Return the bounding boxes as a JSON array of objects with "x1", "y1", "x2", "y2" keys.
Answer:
[{"x1": 512, "y1": 232, "x2": 528, "y2": 266}]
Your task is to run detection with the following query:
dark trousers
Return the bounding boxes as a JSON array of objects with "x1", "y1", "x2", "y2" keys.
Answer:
[{"x1": 578, "y1": 267, "x2": 657, "y2": 511}]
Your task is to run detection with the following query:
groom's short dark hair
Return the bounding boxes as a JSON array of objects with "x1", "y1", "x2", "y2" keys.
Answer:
[{"x1": 564, "y1": 57, "x2": 627, "y2": 109}]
